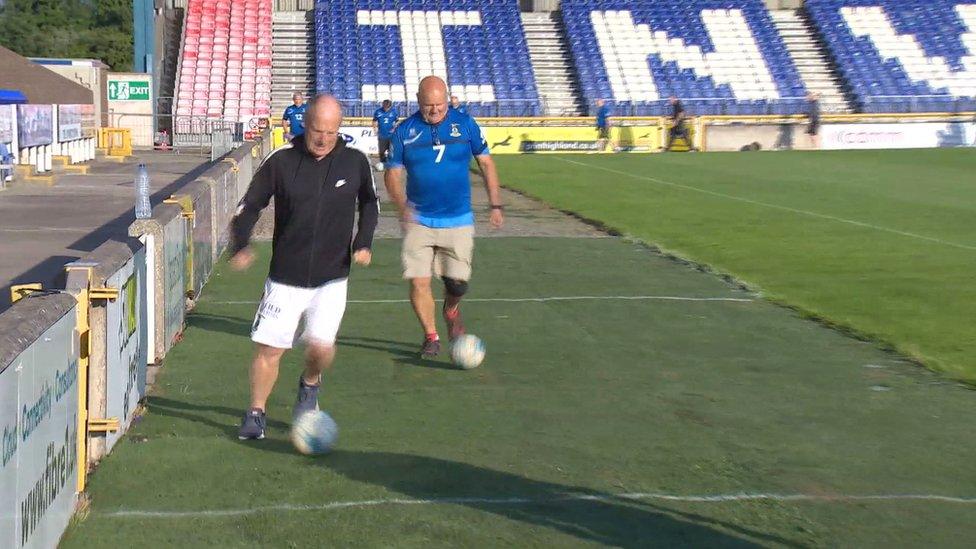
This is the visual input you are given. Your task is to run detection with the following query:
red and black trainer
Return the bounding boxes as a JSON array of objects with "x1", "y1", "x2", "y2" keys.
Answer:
[{"x1": 420, "y1": 335, "x2": 441, "y2": 358}]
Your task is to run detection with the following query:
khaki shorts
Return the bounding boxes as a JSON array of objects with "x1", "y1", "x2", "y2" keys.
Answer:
[{"x1": 402, "y1": 223, "x2": 475, "y2": 281}]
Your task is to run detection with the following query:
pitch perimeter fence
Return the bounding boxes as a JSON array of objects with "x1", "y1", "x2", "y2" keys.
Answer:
[{"x1": 0, "y1": 132, "x2": 273, "y2": 549}]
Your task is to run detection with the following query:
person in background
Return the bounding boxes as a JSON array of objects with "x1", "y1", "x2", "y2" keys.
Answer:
[
  {"x1": 450, "y1": 95, "x2": 468, "y2": 116},
  {"x1": 372, "y1": 99, "x2": 399, "y2": 170},
  {"x1": 665, "y1": 96, "x2": 696, "y2": 152},
  {"x1": 806, "y1": 92, "x2": 821, "y2": 149},
  {"x1": 282, "y1": 92, "x2": 307, "y2": 141},
  {"x1": 595, "y1": 99, "x2": 612, "y2": 152}
]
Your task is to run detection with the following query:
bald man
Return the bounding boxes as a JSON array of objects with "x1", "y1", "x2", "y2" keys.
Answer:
[
  {"x1": 230, "y1": 95, "x2": 379, "y2": 440},
  {"x1": 385, "y1": 76, "x2": 504, "y2": 358}
]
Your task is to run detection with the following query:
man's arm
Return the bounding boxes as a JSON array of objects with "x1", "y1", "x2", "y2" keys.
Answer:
[
  {"x1": 384, "y1": 166, "x2": 410, "y2": 222},
  {"x1": 229, "y1": 157, "x2": 275, "y2": 268},
  {"x1": 353, "y1": 154, "x2": 380, "y2": 255},
  {"x1": 282, "y1": 108, "x2": 291, "y2": 134},
  {"x1": 383, "y1": 129, "x2": 410, "y2": 224},
  {"x1": 475, "y1": 154, "x2": 504, "y2": 229}
]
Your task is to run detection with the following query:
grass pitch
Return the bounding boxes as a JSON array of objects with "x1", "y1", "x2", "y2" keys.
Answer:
[
  {"x1": 62, "y1": 237, "x2": 976, "y2": 547},
  {"x1": 495, "y1": 150, "x2": 976, "y2": 383}
]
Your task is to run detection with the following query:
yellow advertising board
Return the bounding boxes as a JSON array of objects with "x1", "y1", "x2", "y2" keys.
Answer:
[{"x1": 482, "y1": 125, "x2": 660, "y2": 154}]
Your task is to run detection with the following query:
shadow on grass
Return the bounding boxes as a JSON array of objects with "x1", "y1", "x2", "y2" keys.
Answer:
[
  {"x1": 339, "y1": 335, "x2": 460, "y2": 371},
  {"x1": 146, "y1": 396, "x2": 291, "y2": 439},
  {"x1": 182, "y1": 315, "x2": 456, "y2": 372},
  {"x1": 250, "y1": 439, "x2": 797, "y2": 548},
  {"x1": 185, "y1": 312, "x2": 253, "y2": 337}
]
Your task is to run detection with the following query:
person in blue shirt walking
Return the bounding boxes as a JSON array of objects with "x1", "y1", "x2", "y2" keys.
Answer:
[
  {"x1": 385, "y1": 76, "x2": 505, "y2": 358},
  {"x1": 595, "y1": 98, "x2": 612, "y2": 152},
  {"x1": 372, "y1": 99, "x2": 399, "y2": 169},
  {"x1": 282, "y1": 92, "x2": 307, "y2": 140},
  {"x1": 450, "y1": 95, "x2": 468, "y2": 116}
]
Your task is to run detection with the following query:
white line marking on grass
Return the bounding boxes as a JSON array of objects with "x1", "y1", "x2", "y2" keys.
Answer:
[
  {"x1": 557, "y1": 158, "x2": 976, "y2": 252},
  {"x1": 102, "y1": 492, "x2": 976, "y2": 518},
  {"x1": 207, "y1": 295, "x2": 756, "y2": 305}
]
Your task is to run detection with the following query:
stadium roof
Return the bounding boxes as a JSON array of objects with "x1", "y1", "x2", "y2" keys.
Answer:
[
  {"x1": 0, "y1": 89, "x2": 27, "y2": 105},
  {"x1": 0, "y1": 45, "x2": 94, "y2": 105},
  {"x1": 29, "y1": 57, "x2": 109, "y2": 69}
]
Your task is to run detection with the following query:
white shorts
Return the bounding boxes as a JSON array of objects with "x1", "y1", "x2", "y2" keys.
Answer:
[{"x1": 250, "y1": 278, "x2": 348, "y2": 349}]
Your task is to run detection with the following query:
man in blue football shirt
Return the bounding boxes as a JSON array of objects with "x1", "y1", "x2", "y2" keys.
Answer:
[
  {"x1": 372, "y1": 99, "x2": 399, "y2": 168},
  {"x1": 385, "y1": 76, "x2": 504, "y2": 358},
  {"x1": 450, "y1": 95, "x2": 468, "y2": 116},
  {"x1": 282, "y1": 92, "x2": 307, "y2": 140},
  {"x1": 595, "y1": 98, "x2": 612, "y2": 152}
]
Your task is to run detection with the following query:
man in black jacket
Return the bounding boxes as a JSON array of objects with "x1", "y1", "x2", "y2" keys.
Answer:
[{"x1": 229, "y1": 95, "x2": 379, "y2": 440}]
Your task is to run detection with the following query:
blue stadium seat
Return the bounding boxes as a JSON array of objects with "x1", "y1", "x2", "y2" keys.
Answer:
[
  {"x1": 806, "y1": 0, "x2": 976, "y2": 113},
  {"x1": 560, "y1": 0, "x2": 808, "y2": 115},
  {"x1": 314, "y1": 0, "x2": 541, "y2": 116}
]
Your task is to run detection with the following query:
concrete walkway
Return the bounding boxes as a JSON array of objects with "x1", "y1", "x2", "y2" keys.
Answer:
[{"x1": 0, "y1": 151, "x2": 215, "y2": 312}]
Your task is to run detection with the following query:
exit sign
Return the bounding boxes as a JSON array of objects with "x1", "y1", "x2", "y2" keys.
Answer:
[{"x1": 108, "y1": 80, "x2": 151, "y2": 101}]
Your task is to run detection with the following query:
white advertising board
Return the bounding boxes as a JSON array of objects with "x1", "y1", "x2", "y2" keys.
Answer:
[
  {"x1": 0, "y1": 311, "x2": 79, "y2": 549},
  {"x1": 821, "y1": 122, "x2": 976, "y2": 150},
  {"x1": 340, "y1": 126, "x2": 379, "y2": 156}
]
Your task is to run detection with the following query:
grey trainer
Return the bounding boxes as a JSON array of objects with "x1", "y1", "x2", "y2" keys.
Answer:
[
  {"x1": 238, "y1": 408, "x2": 266, "y2": 440},
  {"x1": 293, "y1": 378, "x2": 320, "y2": 419}
]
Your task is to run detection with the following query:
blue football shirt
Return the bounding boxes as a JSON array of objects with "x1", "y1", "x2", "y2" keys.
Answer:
[
  {"x1": 283, "y1": 104, "x2": 307, "y2": 136},
  {"x1": 596, "y1": 104, "x2": 611, "y2": 128},
  {"x1": 373, "y1": 107, "x2": 399, "y2": 139},
  {"x1": 450, "y1": 104, "x2": 468, "y2": 116},
  {"x1": 387, "y1": 109, "x2": 489, "y2": 228}
]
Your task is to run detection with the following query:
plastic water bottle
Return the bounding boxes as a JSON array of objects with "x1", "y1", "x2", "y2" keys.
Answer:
[{"x1": 134, "y1": 163, "x2": 152, "y2": 219}]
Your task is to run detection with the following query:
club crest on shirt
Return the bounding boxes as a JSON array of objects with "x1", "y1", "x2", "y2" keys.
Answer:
[
  {"x1": 450, "y1": 123, "x2": 461, "y2": 138},
  {"x1": 409, "y1": 127, "x2": 417, "y2": 137}
]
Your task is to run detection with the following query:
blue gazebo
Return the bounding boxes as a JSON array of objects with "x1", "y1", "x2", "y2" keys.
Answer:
[{"x1": 0, "y1": 89, "x2": 27, "y2": 105}]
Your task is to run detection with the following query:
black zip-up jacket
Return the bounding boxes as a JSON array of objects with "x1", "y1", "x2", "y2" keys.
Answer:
[{"x1": 230, "y1": 136, "x2": 379, "y2": 288}]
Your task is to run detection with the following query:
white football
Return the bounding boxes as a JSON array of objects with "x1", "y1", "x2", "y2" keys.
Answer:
[
  {"x1": 290, "y1": 410, "x2": 338, "y2": 455},
  {"x1": 451, "y1": 334, "x2": 486, "y2": 370}
]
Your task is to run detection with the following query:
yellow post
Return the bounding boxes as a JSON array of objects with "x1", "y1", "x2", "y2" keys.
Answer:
[
  {"x1": 107, "y1": 129, "x2": 132, "y2": 157},
  {"x1": 163, "y1": 196, "x2": 196, "y2": 295},
  {"x1": 64, "y1": 264, "x2": 92, "y2": 493},
  {"x1": 272, "y1": 127, "x2": 285, "y2": 149},
  {"x1": 10, "y1": 283, "x2": 43, "y2": 303}
]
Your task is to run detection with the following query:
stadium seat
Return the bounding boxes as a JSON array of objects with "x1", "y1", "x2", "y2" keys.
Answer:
[
  {"x1": 175, "y1": 0, "x2": 273, "y2": 123},
  {"x1": 805, "y1": 1, "x2": 976, "y2": 113},
  {"x1": 314, "y1": 0, "x2": 541, "y2": 116},
  {"x1": 561, "y1": 0, "x2": 807, "y2": 115}
]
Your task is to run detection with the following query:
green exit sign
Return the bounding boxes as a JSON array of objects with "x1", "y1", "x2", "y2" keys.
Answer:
[{"x1": 108, "y1": 80, "x2": 151, "y2": 101}]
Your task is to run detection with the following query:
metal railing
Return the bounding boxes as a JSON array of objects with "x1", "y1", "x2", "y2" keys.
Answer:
[
  {"x1": 108, "y1": 112, "x2": 246, "y2": 159},
  {"x1": 597, "y1": 97, "x2": 819, "y2": 117},
  {"x1": 860, "y1": 95, "x2": 976, "y2": 114},
  {"x1": 334, "y1": 99, "x2": 544, "y2": 118}
]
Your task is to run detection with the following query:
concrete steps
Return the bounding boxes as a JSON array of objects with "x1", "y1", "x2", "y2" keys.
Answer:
[
  {"x1": 771, "y1": 9, "x2": 853, "y2": 113},
  {"x1": 272, "y1": 11, "x2": 316, "y2": 115},
  {"x1": 522, "y1": 11, "x2": 587, "y2": 116}
]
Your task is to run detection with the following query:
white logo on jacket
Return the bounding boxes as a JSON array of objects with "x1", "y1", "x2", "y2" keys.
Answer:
[{"x1": 335, "y1": 179, "x2": 347, "y2": 188}]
